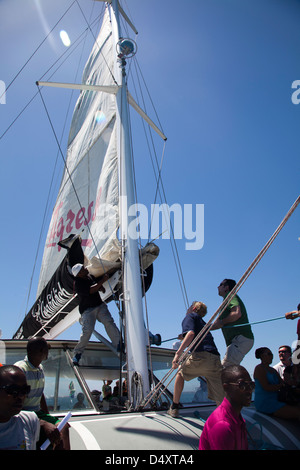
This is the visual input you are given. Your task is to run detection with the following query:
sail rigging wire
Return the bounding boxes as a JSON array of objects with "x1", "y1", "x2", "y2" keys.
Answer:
[
  {"x1": 141, "y1": 194, "x2": 300, "y2": 409},
  {"x1": 133, "y1": 58, "x2": 166, "y2": 139},
  {"x1": 128, "y1": 57, "x2": 189, "y2": 309},
  {"x1": 0, "y1": 13, "x2": 105, "y2": 142},
  {"x1": 124, "y1": 47, "x2": 189, "y2": 386},
  {"x1": 0, "y1": 0, "x2": 105, "y2": 104},
  {"x1": 161, "y1": 315, "x2": 287, "y2": 343},
  {"x1": 0, "y1": 1, "x2": 77, "y2": 104}
]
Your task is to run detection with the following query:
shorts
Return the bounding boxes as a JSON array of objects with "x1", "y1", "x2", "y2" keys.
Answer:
[
  {"x1": 179, "y1": 351, "x2": 224, "y2": 404},
  {"x1": 222, "y1": 335, "x2": 254, "y2": 367}
]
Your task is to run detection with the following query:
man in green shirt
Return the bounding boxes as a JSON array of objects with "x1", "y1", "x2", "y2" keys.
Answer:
[{"x1": 212, "y1": 279, "x2": 254, "y2": 367}]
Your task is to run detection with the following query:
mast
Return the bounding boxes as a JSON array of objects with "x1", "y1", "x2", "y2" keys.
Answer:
[{"x1": 109, "y1": 0, "x2": 150, "y2": 403}]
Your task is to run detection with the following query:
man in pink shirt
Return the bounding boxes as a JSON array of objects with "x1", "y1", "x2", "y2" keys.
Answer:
[{"x1": 199, "y1": 365, "x2": 254, "y2": 450}]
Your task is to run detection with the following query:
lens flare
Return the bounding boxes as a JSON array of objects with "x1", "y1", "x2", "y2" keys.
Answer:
[
  {"x1": 60, "y1": 30, "x2": 71, "y2": 47},
  {"x1": 95, "y1": 110, "x2": 106, "y2": 124}
]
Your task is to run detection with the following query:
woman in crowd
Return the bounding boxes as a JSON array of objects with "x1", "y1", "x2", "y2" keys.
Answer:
[{"x1": 253, "y1": 347, "x2": 300, "y2": 421}]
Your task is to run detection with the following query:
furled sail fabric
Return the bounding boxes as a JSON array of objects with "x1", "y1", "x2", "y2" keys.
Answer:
[
  {"x1": 38, "y1": 9, "x2": 119, "y2": 296},
  {"x1": 14, "y1": 9, "x2": 120, "y2": 339}
]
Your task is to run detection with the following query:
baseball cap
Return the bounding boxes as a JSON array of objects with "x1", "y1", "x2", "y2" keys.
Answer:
[{"x1": 71, "y1": 263, "x2": 84, "y2": 277}]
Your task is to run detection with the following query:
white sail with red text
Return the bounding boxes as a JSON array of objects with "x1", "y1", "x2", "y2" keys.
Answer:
[{"x1": 37, "y1": 8, "x2": 119, "y2": 297}]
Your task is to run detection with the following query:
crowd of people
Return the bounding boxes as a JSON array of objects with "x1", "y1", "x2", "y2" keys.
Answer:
[
  {"x1": 0, "y1": 336, "x2": 129, "y2": 450},
  {"x1": 0, "y1": 338, "x2": 70, "y2": 450},
  {"x1": 168, "y1": 282, "x2": 300, "y2": 450},
  {"x1": 0, "y1": 274, "x2": 299, "y2": 450}
]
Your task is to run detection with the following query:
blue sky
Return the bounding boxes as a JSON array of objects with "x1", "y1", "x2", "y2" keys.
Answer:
[{"x1": 0, "y1": 0, "x2": 299, "y2": 378}]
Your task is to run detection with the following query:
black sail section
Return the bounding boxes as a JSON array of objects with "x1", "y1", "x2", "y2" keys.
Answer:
[
  {"x1": 13, "y1": 236, "x2": 156, "y2": 339},
  {"x1": 13, "y1": 237, "x2": 83, "y2": 339}
]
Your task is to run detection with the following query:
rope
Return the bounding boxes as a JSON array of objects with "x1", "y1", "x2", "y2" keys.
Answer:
[
  {"x1": 130, "y1": 56, "x2": 189, "y2": 310},
  {"x1": 129, "y1": 372, "x2": 144, "y2": 410},
  {"x1": 224, "y1": 315, "x2": 285, "y2": 328},
  {"x1": 142, "y1": 195, "x2": 300, "y2": 408},
  {"x1": 162, "y1": 315, "x2": 287, "y2": 343}
]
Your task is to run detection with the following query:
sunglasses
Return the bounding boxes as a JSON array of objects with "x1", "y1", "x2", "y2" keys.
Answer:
[
  {"x1": 0, "y1": 384, "x2": 31, "y2": 398},
  {"x1": 226, "y1": 380, "x2": 255, "y2": 391}
]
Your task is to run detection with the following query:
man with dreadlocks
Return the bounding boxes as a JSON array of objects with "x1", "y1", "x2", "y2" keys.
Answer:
[{"x1": 167, "y1": 301, "x2": 224, "y2": 418}]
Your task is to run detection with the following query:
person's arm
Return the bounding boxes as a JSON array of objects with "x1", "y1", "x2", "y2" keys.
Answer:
[
  {"x1": 40, "y1": 393, "x2": 49, "y2": 414},
  {"x1": 254, "y1": 365, "x2": 282, "y2": 392},
  {"x1": 285, "y1": 310, "x2": 300, "y2": 320},
  {"x1": 39, "y1": 420, "x2": 62, "y2": 447},
  {"x1": 172, "y1": 330, "x2": 195, "y2": 369},
  {"x1": 90, "y1": 274, "x2": 109, "y2": 294},
  {"x1": 212, "y1": 305, "x2": 242, "y2": 330}
]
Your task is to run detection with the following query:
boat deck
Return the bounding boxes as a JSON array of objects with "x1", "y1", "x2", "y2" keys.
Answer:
[
  {"x1": 69, "y1": 408, "x2": 204, "y2": 450},
  {"x1": 68, "y1": 404, "x2": 300, "y2": 450},
  {"x1": 3, "y1": 340, "x2": 300, "y2": 450}
]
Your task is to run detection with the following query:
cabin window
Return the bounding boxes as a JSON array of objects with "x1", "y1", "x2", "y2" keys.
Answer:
[{"x1": 3, "y1": 345, "x2": 95, "y2": 413}]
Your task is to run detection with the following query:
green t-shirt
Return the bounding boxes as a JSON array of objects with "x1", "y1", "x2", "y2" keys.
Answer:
[{"x1": 219, "y1": 294, "x2": 254, "y2": 346}]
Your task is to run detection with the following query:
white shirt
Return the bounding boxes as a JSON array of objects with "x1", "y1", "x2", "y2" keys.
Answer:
[
  {"x1": 0, "y1": 411, "x2": 40, "y2": 450},
  {"x1": 273, "y1": 361, "x2": 287, "y2": 379}
]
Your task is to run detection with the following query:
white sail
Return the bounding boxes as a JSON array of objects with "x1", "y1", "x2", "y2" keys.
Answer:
[{"x1": 37, "y1": 8, "x2": 119, "y2": 296}]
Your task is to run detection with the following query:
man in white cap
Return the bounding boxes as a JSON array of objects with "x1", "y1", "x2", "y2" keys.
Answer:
[{"x1": 71, "y1": 263, "x2": 121, "y2": 365}]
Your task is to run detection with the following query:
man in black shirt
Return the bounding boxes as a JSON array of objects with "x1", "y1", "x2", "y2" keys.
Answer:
[
  {"x1": 168, "y1": 301, "x2": 224, "y2": 418},
  {"x1": 71, "y1": 263, "x2": 121, "y2": 365}
]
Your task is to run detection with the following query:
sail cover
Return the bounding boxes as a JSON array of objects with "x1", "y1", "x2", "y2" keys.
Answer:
[
  {"x1": 38, "y1": 8, "x2": 119, "y2": 296},
  {"x1": 14, "y1": 8, "x2": 120, "y2": 339}
]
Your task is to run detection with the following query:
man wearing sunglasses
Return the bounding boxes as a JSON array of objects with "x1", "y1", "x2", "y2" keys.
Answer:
[
  {"x1": 273, "y1": 345, "x2": 293, "y2": 379},
  {"x1": 199, "y1": 365, "x2": 253, "y2": 450},
  {"x1": 0, "y1": 365, "x2": 40, "y2": 450}
]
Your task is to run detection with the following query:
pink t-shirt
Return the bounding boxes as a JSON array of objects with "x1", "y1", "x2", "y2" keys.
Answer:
[{"x1": 199, "y1": 397, "x2": 248, "y2": 450}]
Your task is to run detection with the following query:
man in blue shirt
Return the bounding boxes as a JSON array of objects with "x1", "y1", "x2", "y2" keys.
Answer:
[{"x1": 168, "y1": 301, "x2": 224, "y2": 418}]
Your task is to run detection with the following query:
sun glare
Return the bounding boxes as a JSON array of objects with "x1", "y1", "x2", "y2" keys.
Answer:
[{"x1": 60, "y1": 30, "x2": 71, "y2": 47}]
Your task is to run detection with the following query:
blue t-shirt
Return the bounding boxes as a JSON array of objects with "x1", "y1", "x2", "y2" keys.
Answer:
[{"x1": 182, "y1": 312, "x2": 219, "y2": 356}]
